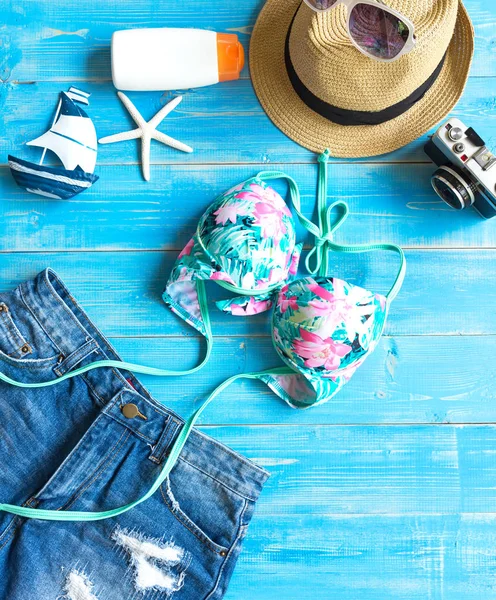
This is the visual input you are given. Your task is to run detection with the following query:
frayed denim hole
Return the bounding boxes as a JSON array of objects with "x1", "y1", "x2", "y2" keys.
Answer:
[
  {"x1": 111, "y1": 526, "x2": 191, "y2": 596},
  {"x1": 62, "y1": 570, "x2": 100, "y2": 600}
]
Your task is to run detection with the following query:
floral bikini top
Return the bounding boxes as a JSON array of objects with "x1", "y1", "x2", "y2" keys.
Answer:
[
  {"x1": 163, "y1": 151, "x2": 406, "y2": 408},
  {"x1": 0, "y1": 152, "x2": 405, "y2": 523},
  {"x1": 163, "y1": 176, "x2": 302, "y2": 340}
]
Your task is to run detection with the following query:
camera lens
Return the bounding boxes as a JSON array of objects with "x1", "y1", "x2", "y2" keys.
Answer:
[{"x1": 431, "y1": 166, "x2": 476, "y2": 210}]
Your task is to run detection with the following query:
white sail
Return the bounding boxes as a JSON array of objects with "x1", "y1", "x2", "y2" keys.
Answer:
[
  {"x1": 51, "y1": 114, "x2": 97, "y2": 150},
  {"x1": 27, "y1": 131, "x2": 97, "y2": 173},
  {"x1": 26, "y1": 113, "x2": 97, "y2": 174}
]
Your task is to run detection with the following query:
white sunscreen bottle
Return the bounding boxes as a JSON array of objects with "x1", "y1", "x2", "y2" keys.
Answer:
[{"x1": 111, "y1": 28, "x2": 245, "y2": 91}]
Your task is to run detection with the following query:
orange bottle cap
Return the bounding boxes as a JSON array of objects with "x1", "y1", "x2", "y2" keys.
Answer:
[{"x1": 217, "y1": 33, "x2": 245, "y2": 82}]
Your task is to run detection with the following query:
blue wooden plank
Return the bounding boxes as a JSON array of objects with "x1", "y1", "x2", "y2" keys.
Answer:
[
  {"x1": 230, "y1": 513, "x2": 496, "y2": 599},
  {"x1": 208, "y1": 424, "x2": 496, "y2": 515},
  {"x1": 2, "y1": 76, "x2": 496, "y2": 166},
  {"x1": 1, "y1": 0, "x2": 495, "y2": 81},
  {"x1": 107, "y1": 334, "x2": 496, "y2": 426},
  {"x1": 1, "y1": 162, "x2": 494, "y2": 252},
  {"x1": 0, "y1": 249, "x2": 492, "y2": 336},
  {"x1": 2, "y1": 0, "x2": 496, "y2": 596}
]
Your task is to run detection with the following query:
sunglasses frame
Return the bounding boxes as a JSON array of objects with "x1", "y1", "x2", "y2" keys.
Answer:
[{"x1": 302, "y1": 0, "x2": 416, "y2": 62}]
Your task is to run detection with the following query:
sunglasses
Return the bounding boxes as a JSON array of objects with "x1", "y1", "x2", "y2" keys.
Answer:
[{"x1": 302, "y1": 0, "x2": 416, "y2": 62}]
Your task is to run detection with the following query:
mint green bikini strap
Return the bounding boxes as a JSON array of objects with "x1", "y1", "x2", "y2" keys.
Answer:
[
  {"x1": 0, "y1": 368, "x2": 283, "y2": 522},
  {"x1": 264, "y1": 150, "x2": 406, "y2": 302},
  {"x1": 0, "y1": 343, "x2": 212, "y2": 390},
  {"x1": 255, "y1": 168, "x2": 325, "y2": 241},
  {"x1": 0, "y1": 157, "x2": 404, "y2": 521},
  {"x1": 0, "y1": 280, "x2": 213, "y2": 391},
  {"x1": 324, "y1": 240, "x2": 406, "y2": 302}
]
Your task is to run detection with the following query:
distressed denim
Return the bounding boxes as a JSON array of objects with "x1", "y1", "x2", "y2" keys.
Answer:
[{"x1": 0, "y1": 269, "x2": 269, "y2": 600}]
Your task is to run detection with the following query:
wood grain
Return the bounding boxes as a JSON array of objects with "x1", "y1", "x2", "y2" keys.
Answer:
[
  {"x1": 231, "y1": 513, "x2": 496, "y2": 599},
  {"x1": 207, "y1": 424, "x2": 496, "y2": 516},
  {"x1": 1, "y1": 0, "x2": 495, "y2": 81},
  {"x1": 0, "y1": 250, "x2": 492, "y2": 336},
  {"x1": 1, "y1": 162, "x2": 494, "y2": 252},
  {"x1": 1, "y1": 0, "x2": 496, "y2": 597},
  {"x1": 2, "y1": 76, "x2": 496, "y2": 166}
]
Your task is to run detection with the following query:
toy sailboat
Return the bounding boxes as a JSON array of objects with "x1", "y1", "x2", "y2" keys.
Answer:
[{"x1": 8, "y1": 87, "x2": 99, "y2": 199}]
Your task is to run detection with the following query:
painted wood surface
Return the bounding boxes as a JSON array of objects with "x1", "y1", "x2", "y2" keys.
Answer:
[
  {"x1": 0, "y1": 250, "x2": 493, "y2": 335},
  {"x1": 212, "y1": 424, "x2": 496, "y2": 598},
  {"x1": 1, "y1": 162, "x2": 496, "y2": 251},
  {"x1": 1, "y1": 77, "x2": 496, "y2": 165},
  {"x1": 1, "y1": 0, "x2": 496, "y2": 597},
  {"x1": 2, "y1": 0, "x2": 496, "y2": 80},
  {"x1": 233, "y1": 512, "x2": 496, "y2": 599}
]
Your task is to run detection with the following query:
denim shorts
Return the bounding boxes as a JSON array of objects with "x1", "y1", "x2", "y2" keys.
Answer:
[{"x1": 0, "y1": 269, "x2": 269, "y2": 600}]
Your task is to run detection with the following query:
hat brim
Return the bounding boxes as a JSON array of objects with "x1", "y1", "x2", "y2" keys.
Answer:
[{"x1": 250, "y1": 0, "x2": 474, "y2": 158}]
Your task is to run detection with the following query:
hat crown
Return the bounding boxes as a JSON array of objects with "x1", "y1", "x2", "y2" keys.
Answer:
[{"x1": 289, "y1": 0, "x2": 459, "y2": 111}]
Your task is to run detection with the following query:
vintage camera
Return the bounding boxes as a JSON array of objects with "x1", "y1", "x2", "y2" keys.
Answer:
[{"x1": 424, "y1": 119, "x2": 496, "y2": 219}]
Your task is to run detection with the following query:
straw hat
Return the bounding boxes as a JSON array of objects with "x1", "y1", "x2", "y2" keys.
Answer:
[{"x1": 250, "y1": 0, "x2": 474, "y2": 157}]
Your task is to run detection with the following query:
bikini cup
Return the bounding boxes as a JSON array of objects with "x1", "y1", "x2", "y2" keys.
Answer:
[
  {"x1": 0, "y1": 151, "x2": 405, "y2": 522},
  {"x1": 255, "y1": 152, "x2": 405, "y2": 409},
  {"x1": 266, "y1": 275, "x2": 388, "y2": 408},
  {"x1": 163, "y1": 174, "x2": 303, "y2": 359},
  {"x1": 166, "y1": 151, "x2": 404, "y2": 409}
]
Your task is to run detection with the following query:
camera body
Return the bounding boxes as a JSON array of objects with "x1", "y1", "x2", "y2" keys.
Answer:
[{"x1": 424, "y1": 119, "x2": 496, "y2": 219}]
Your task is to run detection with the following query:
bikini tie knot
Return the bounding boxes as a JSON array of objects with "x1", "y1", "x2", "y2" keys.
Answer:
[
  {"x1": 305, "y1": 202, "x2": 349, "y2": 276},
  {"x1": 318, "y1": 149, "x2": 331, "y2": 164}
]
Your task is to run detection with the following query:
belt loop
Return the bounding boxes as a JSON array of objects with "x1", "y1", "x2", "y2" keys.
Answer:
[
  {"x1": 149, "y1": 416, "x2": 181, "y2": 465},
  {"x1": 54, "y1": 339, "x2": 99, "y2": 377}
]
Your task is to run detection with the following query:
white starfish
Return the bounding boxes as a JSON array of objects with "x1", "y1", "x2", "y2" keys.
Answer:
[{"x1": 98, "y1": 92, "x2": 193, "y2": 181}]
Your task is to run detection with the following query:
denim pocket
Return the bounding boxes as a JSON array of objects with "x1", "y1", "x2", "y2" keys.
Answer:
[
  {"x1": 0, "y1": 351, "x2": 61, "y2": 371},
  {"x1": 0, "y1": 301, "x2": 60, "y2": 368},
  {"x1": 0, "y1": 345, "x2": 61, "y2": 371},
  {"x1": 161, "y1": 457, "x2": 248, "y2": 556},
  {"x1": 0, "y1": 302, "x2": 32, "y2": 359}
]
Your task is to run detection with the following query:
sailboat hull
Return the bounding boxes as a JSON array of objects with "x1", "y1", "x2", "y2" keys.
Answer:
[{"x1": 8, "y1": 155, "x2": 99, "y2": 200}]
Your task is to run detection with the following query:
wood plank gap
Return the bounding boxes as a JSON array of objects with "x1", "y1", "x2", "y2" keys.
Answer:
[
  {"x1": 1, "y1": 247, "x2": 494, "y2": 254},
  {"x1": 105, "y1": 333, "x2": 496, "y2": 339},
  {"x1": 195, "y1": 423, "x2": 496, "y2": 428},
  {"x1": 6, "y1": 73, "x2": 495, "y2": 84},
  {"x1": 0, "y1": 160, "x2": 438, "y2": 168}
]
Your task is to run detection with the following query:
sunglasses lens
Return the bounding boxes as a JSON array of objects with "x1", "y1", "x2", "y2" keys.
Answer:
[
  {"x1": 349, "y1": 4, "x2": 410, "y2": 60},
  {"x1": 305, "y1": 0, "x2": 338, "y2": 11}
]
